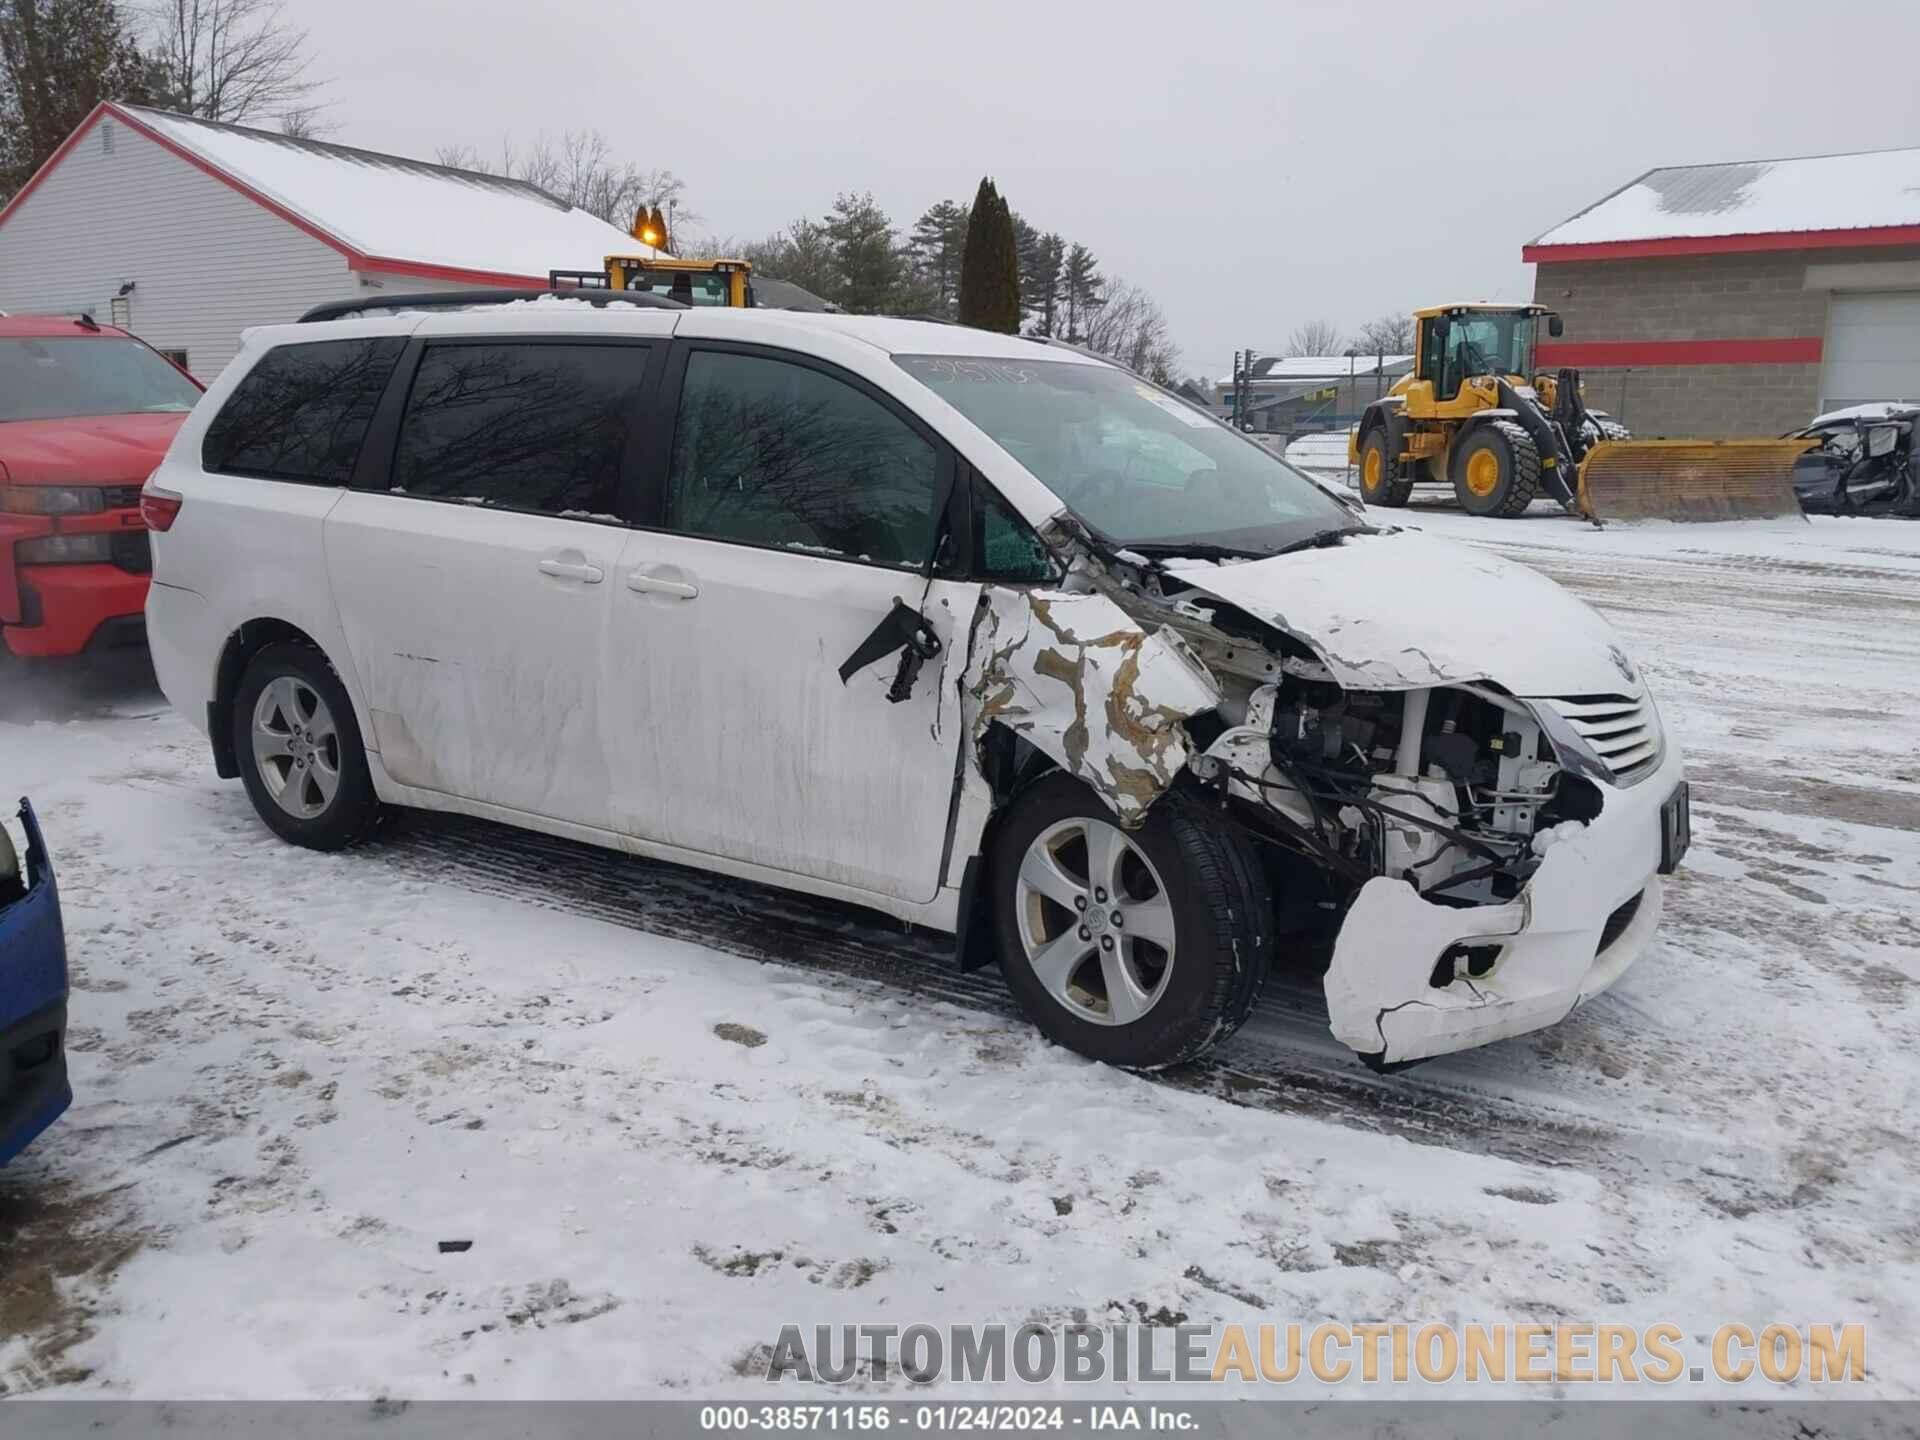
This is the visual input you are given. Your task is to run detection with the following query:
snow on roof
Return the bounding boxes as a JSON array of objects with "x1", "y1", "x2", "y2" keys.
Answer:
[
  {"x1": 117, "y1": 105, "x2": 654, "y2": 281},
  {"x1": 1238, "y1": 355, "x2": 1412, "y2": 382},
  {"x1": 1532, "y1": 146, "x2": 1920, "y2": 250}
]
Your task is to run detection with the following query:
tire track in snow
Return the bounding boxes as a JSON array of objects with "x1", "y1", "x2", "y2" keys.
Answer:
[{"x1": 378, "y1": 813, "x2": 1746, "y2": 1183}]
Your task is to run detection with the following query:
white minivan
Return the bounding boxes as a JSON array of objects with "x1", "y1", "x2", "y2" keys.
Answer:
[{"x1": 143, "y1": 294, "x2": 1688, "y2": 1071}]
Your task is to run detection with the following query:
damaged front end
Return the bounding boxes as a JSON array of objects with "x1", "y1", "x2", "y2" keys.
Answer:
[{"x1": 961, "y1": 518, "x2": 1686, "y2": 1069}]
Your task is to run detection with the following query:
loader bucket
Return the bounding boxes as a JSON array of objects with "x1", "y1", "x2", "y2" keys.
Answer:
[{"x1": 1576, "y1": 439, "x2": 1819, "y2": 523}]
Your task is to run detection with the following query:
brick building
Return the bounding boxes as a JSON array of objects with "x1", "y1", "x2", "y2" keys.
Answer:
[{"x1": 1527, "y1": 147, "x2": 1920, "y2": 437}]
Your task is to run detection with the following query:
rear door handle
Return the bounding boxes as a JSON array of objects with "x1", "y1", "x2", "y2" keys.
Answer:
[
  {"x1": 539, "y1": 558, "x2": 604, "y2": 583},
  {"x1": 626, "y1": 570, "x2": 699, "y2": 600}
]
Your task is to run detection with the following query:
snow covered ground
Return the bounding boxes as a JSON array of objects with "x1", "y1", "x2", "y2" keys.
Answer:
[{"x1": 2, "y1": 508, "x2": 1917, "y2": 1403}]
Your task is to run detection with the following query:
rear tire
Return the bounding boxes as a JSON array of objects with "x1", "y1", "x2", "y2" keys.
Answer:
[
  {"x1": 1358, "y1": 428, "x2": 1413, "y2": 507},
  {"x1": 233, "y1": 642, "x2": 384, "y2": 850},
  {"x1": 1452, "y1": 421, "x2": 1541, "y2": 517},
  {"x1": 991, "y1": 775, "x2": 1273, "y2": 1070}
]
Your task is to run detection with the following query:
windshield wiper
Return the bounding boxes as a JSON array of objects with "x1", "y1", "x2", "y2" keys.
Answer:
[
  {"x1": 1122, "y1": 541, "x2": 1276, "y2": 562},
  {"x1": 1269, "y1": 526, "x2": 1365, "y2": 555}
]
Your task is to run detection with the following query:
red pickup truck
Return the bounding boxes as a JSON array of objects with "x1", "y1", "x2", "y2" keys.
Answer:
[{"x1": 1, "y1": 315, "x2": 202, "y2": 659}]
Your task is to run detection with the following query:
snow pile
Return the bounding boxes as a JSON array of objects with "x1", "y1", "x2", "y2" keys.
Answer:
[{"x1": 1283, "y1": 431, "x2": 1354, "y2": 482}]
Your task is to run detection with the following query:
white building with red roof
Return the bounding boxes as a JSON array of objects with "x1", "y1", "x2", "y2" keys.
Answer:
[{"x1": 0, "y1": 104, "x2": 653, "y2": 380}]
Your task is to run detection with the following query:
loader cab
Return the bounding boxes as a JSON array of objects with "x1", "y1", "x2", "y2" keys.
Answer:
[
  {"x1": 604, "y1": 255, "x2": 752, "y2": 307},
  {"x1": 1414, "y1": 306, "x2": 1552, "y2": 402}
]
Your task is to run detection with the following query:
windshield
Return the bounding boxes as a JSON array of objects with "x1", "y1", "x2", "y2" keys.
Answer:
[
  {"x1": 619, "y1": 267, "x2": 733, "y2": 306},
  {"x1": 1447, "y1": 311, "x2": 1535, "y2": 378},
  {"x1": 0, "y1": 337, "x2": 201, "y2": 422},
  {"x1": 896, "y1": 354, "x2": 1357, "y2": 554}
]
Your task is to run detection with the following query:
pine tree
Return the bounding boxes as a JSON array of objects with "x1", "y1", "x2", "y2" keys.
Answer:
[
  {"x1": 822, "y1": 191, "x2": 905, "y2": 314},
  {"x1": 906, "y1": 199, "x2": 969, "y2": 316},
  {"x1": 1062, "y1": 243, "x2": 1103, "y2": 343},
  {"x1": 741, "y1": 217, "x2": 839, "y2": 300},
  {"x1": 957, "y1": 177, "x2": 1019, "y2": 334},
  {"x1": 0, "y1": 0, "x2": 157, "y2": 198},
  {"x1": 1027, "y1": 232, "x2": 1065, "y2": 336}
]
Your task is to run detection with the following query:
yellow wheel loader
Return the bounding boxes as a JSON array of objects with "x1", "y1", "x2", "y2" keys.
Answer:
[
  {"x1": 550, "y1": 205, "x2": 758, "y2": 307},
  {"x1": 1347, "y1": 304, "x2": 1816, "y2": 522}
]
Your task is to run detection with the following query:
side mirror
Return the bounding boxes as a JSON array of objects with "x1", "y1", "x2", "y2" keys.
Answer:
[{"x1": 1547, "y1": 314, "x2": 1565, "y2": 338}]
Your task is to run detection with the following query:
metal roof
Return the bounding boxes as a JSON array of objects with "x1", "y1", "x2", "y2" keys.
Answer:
[
  {"x1": 0, "y1": 103, "x2": 655, "y2": 287},
  {"x1": 1529, "y1": 145, "x2": 1920, "y2": 256}
]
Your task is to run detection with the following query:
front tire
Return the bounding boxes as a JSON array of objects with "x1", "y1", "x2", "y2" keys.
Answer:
[
  {"x1": 1358, "y1": 428, "x2": 1413, "y2": 507},
  {"x1": 1452, "y1": 421, "x2": 1541, "y2": 517},
  {"x1": 990, "y1": 775, "x2": 1273, "y2": 1069},
  {"x1": 233, "y1": 642, "x2": 384, "y2": 850}
]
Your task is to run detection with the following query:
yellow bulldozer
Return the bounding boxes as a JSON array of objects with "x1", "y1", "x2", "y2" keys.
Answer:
[{"x1": 1347, "y1": 303, "x2": 1815, "y2": 522}]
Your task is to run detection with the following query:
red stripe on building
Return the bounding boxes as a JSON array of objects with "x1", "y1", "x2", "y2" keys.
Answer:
[
  {"x1": 1536, "y1": 337, "x2": 1823, "y2": 368},
  {"x1": 357, "y1": 256, "x2": 545, "y2": 288},
  {"x1": 1524, "y1": 224, "x2": 1920, "y2": 263}
]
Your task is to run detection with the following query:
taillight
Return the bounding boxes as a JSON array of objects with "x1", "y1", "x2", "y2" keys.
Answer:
[{"x1": 141, "y1": 484, "x2": 183, "y2": 532}]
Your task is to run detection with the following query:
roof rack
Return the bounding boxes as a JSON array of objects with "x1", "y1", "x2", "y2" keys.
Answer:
[{"x1": 298, "y1": 289, "x2": 687, "y2": 324}]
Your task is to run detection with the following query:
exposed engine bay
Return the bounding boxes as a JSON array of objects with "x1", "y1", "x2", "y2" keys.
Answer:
[{"x1": 1121, "y1": 561, "x2": 1609, "y2": 923}]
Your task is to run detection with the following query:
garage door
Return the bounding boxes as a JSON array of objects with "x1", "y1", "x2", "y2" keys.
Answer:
[{"x1": 1822, "y1": 291, "x2": 1920, "y2": 413}]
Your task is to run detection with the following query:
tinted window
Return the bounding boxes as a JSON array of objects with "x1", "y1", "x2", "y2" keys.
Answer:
[
  {"x1": 667, "y1": 350, "x2": 937, "y2": 566},
  {"x1": 391, "y1": 343, "x2": 652, "y2": 516},
  {"x1": 0, "y1": 337, "x2": 201, "y2": 423},
  {"x1": 203, "y1": 338, "x2": 403, "y2": 482}
]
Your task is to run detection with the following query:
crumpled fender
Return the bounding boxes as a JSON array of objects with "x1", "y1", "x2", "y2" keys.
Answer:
[{"x1": 962, "y1": 587, "x2": 1221, "y2": 823}]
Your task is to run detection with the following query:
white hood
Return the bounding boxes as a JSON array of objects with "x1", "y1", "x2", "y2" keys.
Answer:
[{"x1": 1164, "y1": 529, "x2": 1633, "y2": 696}]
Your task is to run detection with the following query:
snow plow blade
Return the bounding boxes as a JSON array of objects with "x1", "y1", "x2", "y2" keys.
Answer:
[{"x1": 1575, "y1": 439, "x2": 1819, "y2": 523}]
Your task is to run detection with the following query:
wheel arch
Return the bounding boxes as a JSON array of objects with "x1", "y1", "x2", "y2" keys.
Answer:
[
  {"x1": 955, "y1": 722, "x2": 1061, "y2": 973},
  {"x1": 209, "y1": 618, "x2": 329, "y2": 780}
]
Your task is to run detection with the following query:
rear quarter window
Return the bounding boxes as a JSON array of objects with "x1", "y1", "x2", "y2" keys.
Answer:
[{"x1": 203, "y1": 337, "x2": 405, "y2": 483}]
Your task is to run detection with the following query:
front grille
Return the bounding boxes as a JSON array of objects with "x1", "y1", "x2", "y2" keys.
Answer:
[
  {"x1": 1597, "y1": 890, "x2": 1644, "y2": 955},
  {"x1": 109, "y1": 530, "x2": 151, "y2": 574},
  {"x1": 1541, "y1": 694, "x2": 1661, "y2": 786}
]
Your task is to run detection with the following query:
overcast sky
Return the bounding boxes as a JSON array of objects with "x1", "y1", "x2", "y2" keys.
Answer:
[{"x1": 303, "y1": 0, "x2": 1920, "y2": 378}]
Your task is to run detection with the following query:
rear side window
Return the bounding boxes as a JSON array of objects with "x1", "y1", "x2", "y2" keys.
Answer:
[
  {"x1": 203, "y1": 338, "x2": 404, "y2": 483},
  {"x1": 666, "y1": 349, "x2": 938, "y2": 567},
  {"x1": 390, "y1": 342, "x2": 652, "y2": 518}
]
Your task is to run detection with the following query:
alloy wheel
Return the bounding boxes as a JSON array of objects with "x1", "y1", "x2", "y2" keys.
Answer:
[
  {"x1": 1013, "y1": 815, "x2": 1177, "y2": 1026},
  {"x1": 251, "y1": 675, "x2": 342, "y2": 820}
]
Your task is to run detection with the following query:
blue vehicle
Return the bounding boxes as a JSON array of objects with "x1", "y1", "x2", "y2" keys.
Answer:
[{"x1": 0, "y1": 797, "x2": 70, "y2": 1165}]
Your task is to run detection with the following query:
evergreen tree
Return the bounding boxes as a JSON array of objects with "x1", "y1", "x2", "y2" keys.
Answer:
[
  {"x1": 906, "y1": 199, "x2": 969, "y2": 316},
  {"x1": 0, "y1": 0, "x2": 157, "y2": 198},
  {"x1": 1026, "y1": 231, "x2": 1065, "y2": 336},
  {"x1": 741, "y1": 217, "x2": 839, "y2": 301},
  {"x1": 822, "y1": 190, "x2": 904, "y2": 314},
  {"x1": 957, "y1": 177, "x2": 1019, "y2": 334},
  {"x1": 1061, "y1": 243, "x2": 1103, "y2": 343}
]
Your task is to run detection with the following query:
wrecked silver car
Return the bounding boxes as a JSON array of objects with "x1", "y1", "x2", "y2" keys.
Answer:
[{"x1": 149, "y1": 304, "x2": 1687, "y2": 1077}]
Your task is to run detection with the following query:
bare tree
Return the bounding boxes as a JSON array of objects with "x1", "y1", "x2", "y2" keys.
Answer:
[
  {"x1": 1284, "y1": 319, "x2": 1345, "y2": 358},
  {"x1": 433, "y1": 130, "x2": 694, "y2": 236},
  {"x1": 277, "y1": 101, "x2": 331, "y2": 138},
  {"x1": 1353, "y1": 312, "x2": 1414, "y2": 355},
  {"x1": 1081, "y1": 279, "x2": 1180, "y2": 386},
  {"x1": 143, "y1": 0, "x2": 320, "y2": 125}
]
